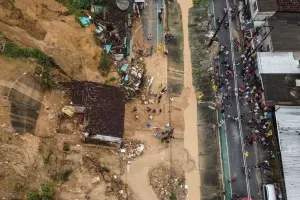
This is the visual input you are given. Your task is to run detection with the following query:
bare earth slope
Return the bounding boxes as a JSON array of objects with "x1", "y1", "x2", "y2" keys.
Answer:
[{"x1": 0, "y1": 0, "x2": 101, "y2": 81}]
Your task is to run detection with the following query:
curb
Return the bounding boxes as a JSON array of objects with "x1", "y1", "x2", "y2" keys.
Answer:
[{"x1": 218, "y1": 109, "x2": 232, "y2": 200}]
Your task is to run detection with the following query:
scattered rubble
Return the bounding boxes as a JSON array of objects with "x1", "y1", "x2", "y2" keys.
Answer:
[
  {"x1": 119, "y1": 140, "x2": 145, "y2": 163},
  {"x1": 149, "y1": 164, "x2": 187, "y2": 200}
]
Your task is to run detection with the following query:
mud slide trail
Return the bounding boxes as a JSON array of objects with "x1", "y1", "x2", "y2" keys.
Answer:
[{"x1": 177, "y1": 0, "x2": 201, "y2": 199}]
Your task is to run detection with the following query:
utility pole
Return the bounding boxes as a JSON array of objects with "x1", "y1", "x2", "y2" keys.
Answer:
[
  {"x1": 245, "y1": 26, "x2": 274, "y2": 62},
  {"x1": 208, "y1": 12, "x2": 228, "y2": 46},
  {"x1": 246, "y1": 25, "x2": 273, "y2": 43}
]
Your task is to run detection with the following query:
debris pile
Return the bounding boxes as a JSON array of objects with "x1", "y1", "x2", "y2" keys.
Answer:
[
  {"x1": 119, "y1": 51, "x2": 151, "y2": 100},
  {"x1": 104, "y1": 174, "x2": 134, "y2": 200},
  {"x1": 149, "y1": 164, "x2": 188, "y2": 200},
  {"x1": 120, "y1": 140, "x2": 145, "y2": 163},
  {"x1": 83, "y1": 154, "x2": 136, "y2": 200}
]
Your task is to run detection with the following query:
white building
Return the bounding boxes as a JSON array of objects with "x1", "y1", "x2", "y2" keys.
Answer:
[{"x1": 275, "y1": 106, "x2": 300, "y2": 199}]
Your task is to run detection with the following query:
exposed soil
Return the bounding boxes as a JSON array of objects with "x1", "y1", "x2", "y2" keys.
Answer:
[
  {"x1": 0, "y1": 0, "x2": 203, "y2": 199},
  {"x1": 0, "y1": 0, "x2": 103, "y2": 81},
  {"x1": 149, "y1": 163, "x2": 187, "y2": 200}
]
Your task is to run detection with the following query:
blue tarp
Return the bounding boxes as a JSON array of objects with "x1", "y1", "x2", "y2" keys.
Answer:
[
  {"x1": 124, "y1": 75, "x2": 129, "y2": 81},
  {"x1": 121, "y1": 64, "x2": 128, "y2": 72},
  {"x1": 79, "y1": 17, "x2": 90, "y2": 26},
  {"x1": 105, "y1": 44, "x2": 112, "y2": 54}
]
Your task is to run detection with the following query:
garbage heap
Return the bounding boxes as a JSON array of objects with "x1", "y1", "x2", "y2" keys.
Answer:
[
  {"x1": 149, "y1": 164, "x2": 188, "y2": 200},
  {"x1": 118, "y1": 49, "x2": 152, "y2": 100}
]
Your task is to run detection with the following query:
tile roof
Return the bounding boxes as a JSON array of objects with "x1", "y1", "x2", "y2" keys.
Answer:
[
  {"x1": 277, "y1": 0, "x2": 300, "y2": 12},
  {"x1": 61, "y1": 81, "x2": 126, "y2": 139},
  {"x1": 257, "y1": 0, "x2": 278, "y2": 12}
]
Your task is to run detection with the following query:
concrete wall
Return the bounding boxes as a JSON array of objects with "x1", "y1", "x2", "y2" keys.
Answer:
[{"x1": 250, "y1": 0, "x2": 276, "y2": 21}]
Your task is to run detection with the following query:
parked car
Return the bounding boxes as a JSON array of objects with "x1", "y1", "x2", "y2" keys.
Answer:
[{"x1": 263, "y1": 184, "x2": 276, "y2": 200}]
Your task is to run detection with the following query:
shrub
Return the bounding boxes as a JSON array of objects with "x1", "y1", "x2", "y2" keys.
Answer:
[
  {"x1": 14, "y1": 182, "x2": 25, "y2": 192},
  {"x1": 169, "y1": 193, "x2": 176, "y2": 200},
  {"x1": 104, "y1": 77, "x2": 117, "y2": 84},
  {"x1": 3, "y1": 43, "x2": 55, "y2": 68},
  {"x1": 43, "y1": 152, "x2": 52, "y2": 165},
  {"x1": 41, "y1": 184, "x2": 54, "y2": 199},
  {"x1": 35, "y1": 66, "x2": 57, "y2": 91},
  {"x1": 99, "y1": 51, "x2": 111, "y2": 76},
  {"x1": 63, "y1": 143, "x2": 70, "y2": 151},
  {"x1": 3, "y1": 42, "x2": 31, "y2": 58},
  {"x1": 53, "y1": 169, "x2": 73, "y2": 182},
  {"x1": 56, "y1": 0, "x2": 106, "y2": 15},
  {"x1": 27, "y1": 192, "x2": 40, "y2": 200}
]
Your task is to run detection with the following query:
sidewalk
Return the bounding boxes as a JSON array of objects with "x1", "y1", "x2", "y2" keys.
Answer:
[{"x1": 218, "y1": 109, "x2": 232, "y2": 200}]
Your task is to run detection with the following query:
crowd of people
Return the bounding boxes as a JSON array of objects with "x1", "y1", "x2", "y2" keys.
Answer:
[{"x1": 209, "y1": 20, "x2": 276, "y2": 185}]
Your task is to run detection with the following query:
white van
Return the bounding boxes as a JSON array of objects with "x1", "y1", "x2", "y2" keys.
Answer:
[{"x1": 263, "y1": 184, "x2": 276, "y2": 200}]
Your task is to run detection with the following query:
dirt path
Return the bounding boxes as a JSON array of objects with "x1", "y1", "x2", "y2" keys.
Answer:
[
  {"x1": 125, "y1": 151, "x2": 167, "y2": 200},
  {"x1": 177, "y1": 0, "x2": 201, "y2": 199}
]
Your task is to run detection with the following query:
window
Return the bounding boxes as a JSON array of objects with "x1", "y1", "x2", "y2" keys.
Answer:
[{"x1": 252, "y1": 1, "x2": 258, "y2": 12}]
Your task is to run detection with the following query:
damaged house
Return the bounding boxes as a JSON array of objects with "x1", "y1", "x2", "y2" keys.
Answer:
[
  {"x1": 61, "y1": 81, "x2": 126, "y2": 146},
  {"x1": 92, "y1": 0, "x2": 134, "y2": 59}
]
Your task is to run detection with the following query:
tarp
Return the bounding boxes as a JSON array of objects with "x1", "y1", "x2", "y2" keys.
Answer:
[
  {"x1": 121, "y1": 64, "x2": 129, "y2": 72},
  {"x1": 124, "y1": 75, "x2": 129, "y2": 81},
  {"x1": 62, "y1": 106, "x2": 76, "y2": 117},
  {"x1": 105, "y1": 44, "x2": 112, "y2": 54},
  {"x1": 78, "y1": 17, "x2": 90, "y2": 27},
  {"x1": 91, "y1": 4, "x2": 104, "y2": 14},
  {"x1": 95, "y1": 26, "x2": 104, "y2": 33}
]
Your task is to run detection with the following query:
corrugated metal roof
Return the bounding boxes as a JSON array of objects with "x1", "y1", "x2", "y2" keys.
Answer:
[
  {"x1": 257, "y1": 52, "x2": 300, "y2": 74},
  {"x1": 275, "y1": 106, "x2": 300, "y2": 200}
]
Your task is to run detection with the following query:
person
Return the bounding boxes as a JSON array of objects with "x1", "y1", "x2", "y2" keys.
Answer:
[
  {"x1": 135, "y1": 115, "x2": 139, "y2": 120},
  {"x1": 228, "y1": 177, "x2": 237, "y2": 183},
  {"x1": 149, "y1": 115, "x2": 153, "y2": 120},
  {"x1": 216, "y1": 17, "x2": 220, "y2": 24},
  {"x1": 153, "y1": 109, "x2": 156, "y2": 114},
  {"x1": 133, "y1": 107, "x2": 137, "y2": 112},
  {"x1": 164, "y1": 49, "x2": 169, "y2": 56},
  {"x1": 148, "y1": 33, "x2": 152, "y2": 40},
  {"x1": 158, "y1": 12, "x2": 162, "y2": 23},
  {"x1": 224, "y1": 20, "x2": 229, "y2": 28},
  {"x1": 160, "y1": 6, "x2": 164, "y2": 13}
]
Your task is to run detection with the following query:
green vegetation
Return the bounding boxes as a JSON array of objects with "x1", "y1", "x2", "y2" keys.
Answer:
[
  {"x1": 27, "y1": 192, "x2": 40, "y2": 200},
  {"x1": 41, "y1": 184, "x2": 54, "y2": 200},
  {"x1": 192, "y1": 0, "x2": 208, "y2": 7},
  {"x1": 63, "y1": 143, "x2": 70, "y2": 151},
  {"x1": 53, "y1": 169, "x2": 73, "y2": 182},
  {"x1": 43, "y1": 152, "x2": 52, "y2": 165},
  {"x1": 2, "y1": 42, "x2": 57, "y2": 90},
  {"x1": 99, "y1": 51, "x2": 111, "y2": 76},
  {"x1": 56, "y1": 0, "x2": 106, "y2": 16},
  {"x1": 3, "y1": 43, "x2": 55, "y2": 68},
  {"x1": 177, "y1": 178, "x2": 185, "y2": 186},
  {"x1": 35, "y1": 66, "x2": 57, "y2": 91},
  {"x1": 104, "y1": 77, "x2": 117, "y2": 84},
  {"x1": 169, "y1": 193, "x2": 177, "y2": 200},
  {"x1": 14, "y1": 182, "x2": 25, "y2": 192}
]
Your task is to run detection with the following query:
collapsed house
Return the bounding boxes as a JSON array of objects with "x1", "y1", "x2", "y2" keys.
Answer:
[
  {"x1": 61, "y1": 81, "x2": 126, "y2": 147},
  {"x1": 92, "y1": 0, "x2": 133, "y2": 59}
]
